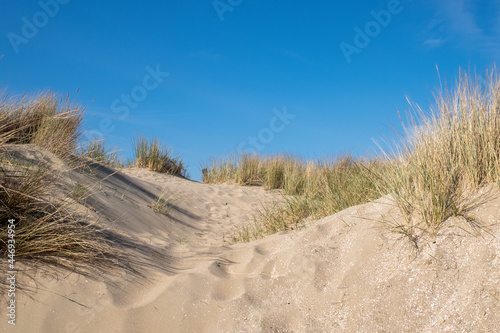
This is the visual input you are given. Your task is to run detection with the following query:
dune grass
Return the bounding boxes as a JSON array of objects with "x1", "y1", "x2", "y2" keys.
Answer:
[
  {"x1": 0, "y1": 91, "x2": 83, "y2": 156},
  {"x1": 133, "y1": 135, "x2": 186, "y2": 176},
  {"x1": 0, "y1": 90, "x2": 187, "y2": 277},
  {"x1": 0, "y1": 91, "x2": 134, "y2": 280},
  {"x1": 79, "y1": 138, "x2": 124, "y2": 168},
  {"x1": 205, "y1": 153, "x2": 332, "y2": 195},
  {"x1": 206, "y1": 154, "x2": 385, "y2": 242},
  {"x1": 377, "y1": 69, "x2": 500, "y2": 242},
  {"x1": 207, "y1": 69, "x2": 500, "y2": 244},
  {"x1": 149, "y1": 188, "x2": 173, "y2": 216},
  {"x1": 2, "y1": 66, "x2": 498, "y2": 262}
]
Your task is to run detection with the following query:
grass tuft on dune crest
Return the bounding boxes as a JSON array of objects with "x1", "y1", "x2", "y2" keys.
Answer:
[
  {"x1": 378, "y1": 69, "x2": 500, "y2": 240},
  {"x1": 79, "y1": 138, "x2": 124, "y2": 168},
  {"x1": 0, "y1": 91, "x2": 137, "y2": 282},
  {"x1": 0, "y1": 91, "x2": 83, "y2": 156},
  {"x1": 133, "y1": 135, "x2": 186, "y2": 177}
]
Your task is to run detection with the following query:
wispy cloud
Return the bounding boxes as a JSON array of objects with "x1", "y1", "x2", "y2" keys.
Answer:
[
  {"x1": 416, "y1": 17, "x2": 448, "y2": 49},
  {"x1": 423, "y1": 38, "x2": 445, "y2": 48},
  {"x1": 424, "y1": 0, "x2": 500, "y2": 57},
  {"x1": 440, "y1": 0, "x2": 482, "y2": 36}
]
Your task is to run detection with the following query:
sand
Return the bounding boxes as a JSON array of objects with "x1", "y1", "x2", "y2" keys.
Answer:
[{"x1": 2, "y1": 145, "x2": 500, "y2": 332}]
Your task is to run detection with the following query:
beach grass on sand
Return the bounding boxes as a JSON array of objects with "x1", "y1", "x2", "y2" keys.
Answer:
[
  {"x1": 205, "y1": 68, "x2": 500, "y2": 244},
  {"x1": 0, "y1": 92, "x2": 138, "y2": 280},
  {"x1": 1, "y1": 66, "x2": 499, "y2": 275}
]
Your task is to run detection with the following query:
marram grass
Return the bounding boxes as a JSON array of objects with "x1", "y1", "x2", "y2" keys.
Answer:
[
  {"x1": 208, "y1": 68, "x2": 500, "y2": 245},
  {"x1": 133, "y1": 135, "x2": 186, "y2": 176}
]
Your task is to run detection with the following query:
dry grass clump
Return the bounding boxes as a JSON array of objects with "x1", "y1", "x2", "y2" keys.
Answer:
[
  {"x1": 79, "y1": 138, "x2": 124, "y2": 168},
  {"x1": 253, "y1": 157, "x2": 384, "y2": 241},
  {"x1": 379, "y1": 69, "x2": 500, "y2": 240},
  {"x1": 149, "y1": 188, "x2": 173, "y2": 216},
  {"x1": 203, "y1": 154, "x2": 261, "y2": 186},
  {"x1": 133, "y1": 135, "x2": 186, "y2": 176},
  {"x1": 0, "y1": 147, "x2": 125, "y2": 276},
  {"x1": 0, "y1": 91, "x2": 136, "y2": 281},
  {"x1": 0, "y1": 91, "x2": 83, "y2": 156},
  {"x1": 208, "y1": 154, "x2": 384, "y2": 242},
  {"x1": 211, "y1": 68, "x2": 500, "y2": 244},
  {"x1": 204, "y1": 153, "x2": 320, "y2": 195}
]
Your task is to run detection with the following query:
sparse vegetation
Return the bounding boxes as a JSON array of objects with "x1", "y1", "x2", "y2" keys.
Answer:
[
  {"x1": 377, "y1": 69, "x2": 500, "y2": 241},
  {"x1": 79, "y1": 138, "x2": 124, "y2": 168},
  {"x1": 207, "y1": 154, "x2": 384, "y2": 242},
  {"x1": 0, "y1": 91, "x2": 83, "y2": 156},
  {"x1": 149, "y1": 188, "x2": 172, "y2": 216},
  {"x1": 0, "y1": 91, "x2": 144, "y2": 281},
  {"x1": 133, "y1": 135, "x2": 186, "y2": 176},
  {"x1": 208, "y1": 69, "x2": 500, "y2": 244},
  {"x1": 71, "y1": 182, "x2": 88, "y2": 203},
  {"x1": 1, "y1": 66, "x2": 499, "y2": 272}
]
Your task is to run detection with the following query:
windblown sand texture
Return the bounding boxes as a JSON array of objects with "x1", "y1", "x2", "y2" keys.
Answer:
[{"x1": 3, "y1": 145, "x2": 500, "y2": 332}]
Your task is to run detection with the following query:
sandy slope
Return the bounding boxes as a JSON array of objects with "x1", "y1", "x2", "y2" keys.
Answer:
[{"x1": 3, "y1": 145, "x2": 500, "y2": 332}]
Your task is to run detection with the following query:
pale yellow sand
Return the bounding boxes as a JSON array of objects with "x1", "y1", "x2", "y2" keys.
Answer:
[{"x1": 3, "y1": 145, "x2": 500, "y2": 332}]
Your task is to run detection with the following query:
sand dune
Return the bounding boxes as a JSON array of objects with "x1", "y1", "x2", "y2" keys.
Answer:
[{"x1": 4, "y1": 145, "x2": 500, "y2": 332}]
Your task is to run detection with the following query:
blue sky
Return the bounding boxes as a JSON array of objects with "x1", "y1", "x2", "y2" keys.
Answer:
[{"x1": 1, "y1": 0, "x2": 499, "y2": 180}]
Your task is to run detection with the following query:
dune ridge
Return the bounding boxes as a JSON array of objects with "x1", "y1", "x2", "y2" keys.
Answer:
[{"x1": 4, "y1": 144, "x2": 500, "y2": 332}]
